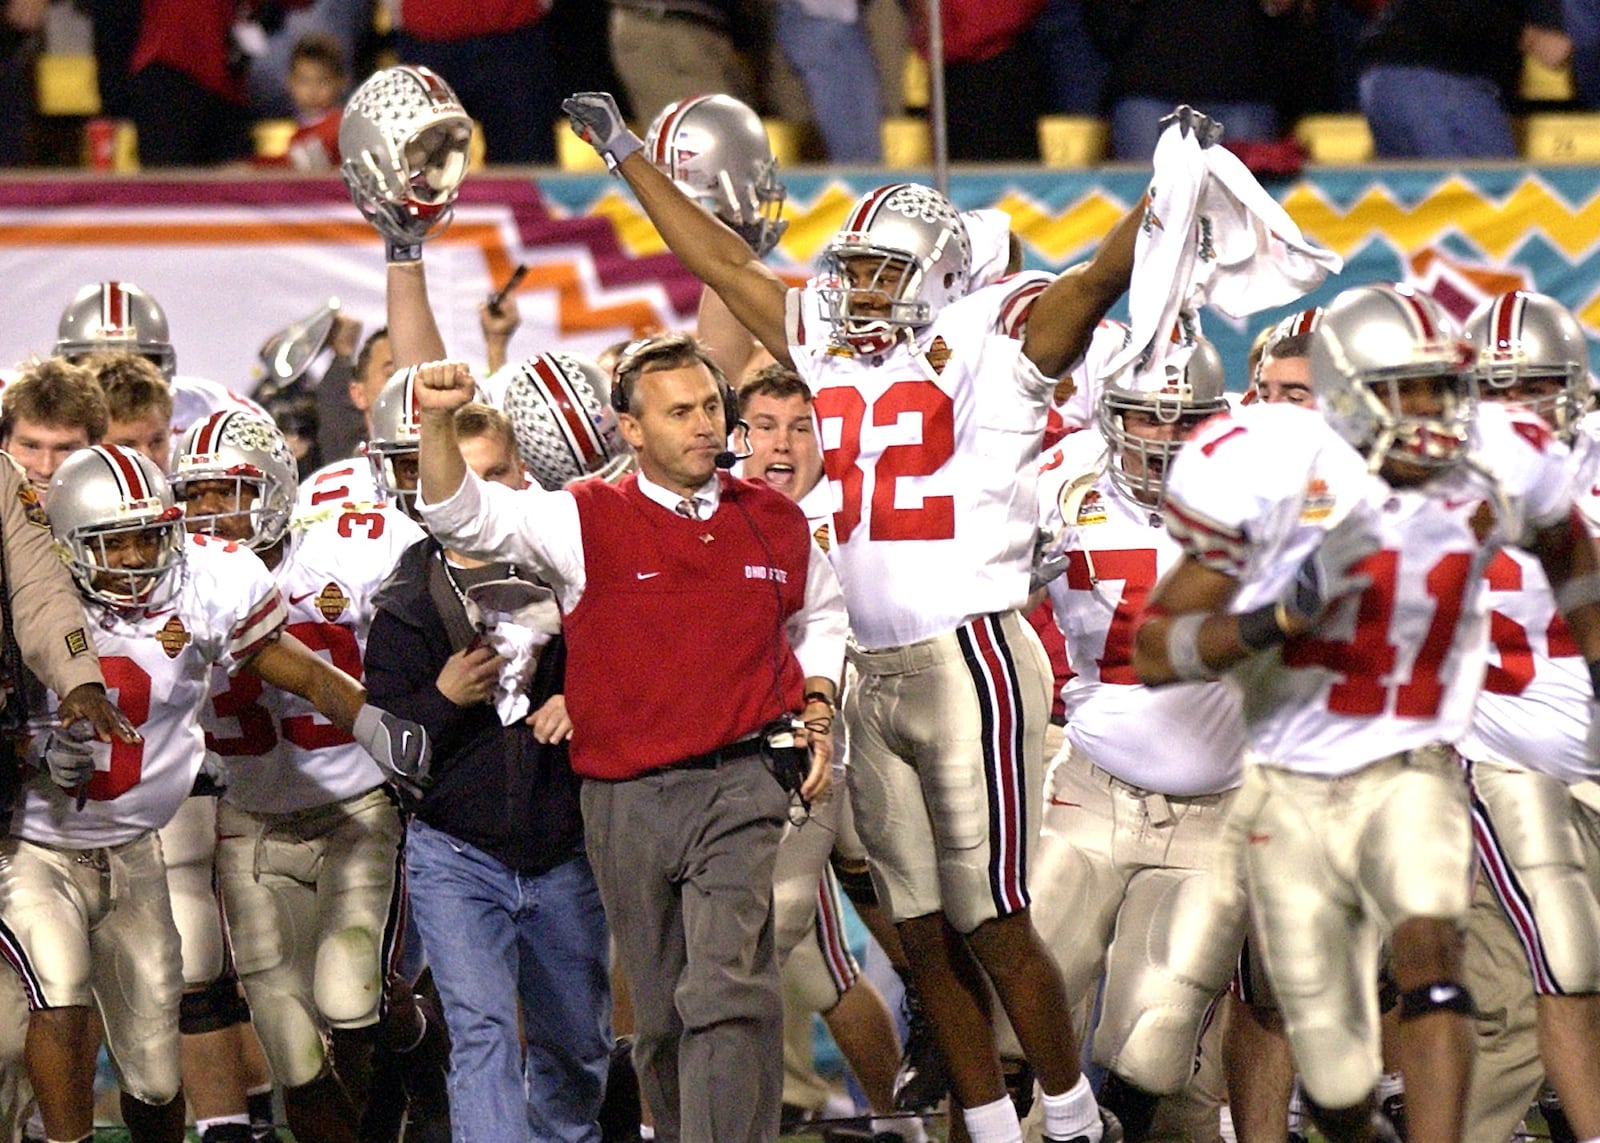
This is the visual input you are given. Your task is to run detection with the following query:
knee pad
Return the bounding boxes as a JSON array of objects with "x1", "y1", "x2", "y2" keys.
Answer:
[
  {"x1": 180, "y1": 974, "x2": 251, "y2": 1035},
  {"x1": 830, "y1": 855, "x2": 878, "y2": 908},
  {"x1": 314, "y1": 926, "x2": 382, "y2": 1028},
  {"x1": 1397, "y1": 980, "x2": 1475, "y2": 1021}
]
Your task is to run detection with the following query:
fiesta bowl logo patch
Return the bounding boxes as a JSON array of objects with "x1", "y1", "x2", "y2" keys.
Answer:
[
  {"x1": 16, "y1": 484, "x2": 46, "y2": 528},
  {"x1": 315, "y1": 583, "x2": 349, "y2": 622},
  {"x1": 156, "y1": 615, "x2": 191, "y2": 659},
  {"x1": 1074, "y1": 489, "x2": 1108, "y2": 526},
  {"x1": 1299, "y1": 478, "x2": 1335, "y2": 523}
]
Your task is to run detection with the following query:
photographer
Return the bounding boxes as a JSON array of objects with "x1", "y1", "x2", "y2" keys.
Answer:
[{"x1": 364, "y1": 403, "x2": 612, "y2": 1141}]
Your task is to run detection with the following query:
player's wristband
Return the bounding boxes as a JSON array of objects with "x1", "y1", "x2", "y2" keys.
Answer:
[
  {"x1": 601, "y1": 130, "x2": 644, "y2": 173},
  {"x1": 1588, "y1": 658, "x2": 1600, "y2": 702},
  {"x1": 1238, "y1": 603, "x2": 1289, "y2": 650},
  {"x1": 387, "y1": 241, "x2": 423, "y2": 265},
  {"x1": 1165, "y1": 613, "x2": 1212, "y2": 681},
  {"x1": 803, "y1": 691, "x2": 836, "y2": 715}
]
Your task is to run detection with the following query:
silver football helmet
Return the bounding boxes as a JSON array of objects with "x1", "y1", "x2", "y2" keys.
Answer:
[
  {"x1": 1310, "y1": 283, "x2": 1475, "y2": 470},
  {"x1": 339, "y1": 65, "x2": 473, "y2": 244},
  {"x1": 503, "y1": 352, "x2": 622, "y2": 490},
  {"x1": 817, "y1": 183, "x2": 973, "y2": 354},
  {"x1": 1100, "y1": 337, "x2": 1230, "y2": 507},
  {"x1": 645, "y1": 94, "x2": 787, "y2": 255},
  {"x1": 55, "y1": 281, "x2": 176, "y2": 380},
  {"x1": 50, "y1": 444, "x2": 185, "y2": 612},
  {"x1": 1463, "y1": 289, "x2": 1591, "y2": 440},
  {"x1": 170, "y1": 411, "x2": 299, "y2": 551},
  {"x1": 367, "y1": 366, "x2": 425, "y2": 510}
]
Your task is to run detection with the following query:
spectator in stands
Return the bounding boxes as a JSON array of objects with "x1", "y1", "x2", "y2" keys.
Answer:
[
  {"x1": 253, "y1": 31, "x2": 346, "y2": 172},
  {"x1": 241, "y1": 0, "x2": 371, "y2": 120},
  {"x1": 1031, "y1": 0, "x2": 1109, "y2": 116},
  {"x1": 1358, "y1": 0, "x2": 1569, "y2": 158},
  {"x1": 391, "y1": 0, "x2": 560, "y2": 163},
  {"x1": 906, "y1": 0, "x2": 1046, "y2": 160},
  {"x1": 0, "y1": 0, "x2": 44, "y2": 167},
  {"x1": 608, "y1": 0, "x2": 755, "y2": 126},
  {"x1": 1566, "y1": 0, "x2": 1600, "y2": 108},
  {"x1": 1086, "y1": 0, "x2": 1318, "y2": 161},
  {"x1": 774, "y1": 0, "x2": 882, "y2": 163}
]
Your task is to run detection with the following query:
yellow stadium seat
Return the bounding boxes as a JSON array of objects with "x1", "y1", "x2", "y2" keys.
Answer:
[
  {"x1": 881, "y1": 116, "x2": 931, "y2": 168},
  {"x1": 1293, "y1": 114, "x2": 1374, "y2": 164},
  {"x1": 761, "y1": 118, "x2": 805, "y2": 166},
  {"x1": 469, "y1": 120, "x2": 486, "y2": 172},
  {"x1": 37, "y1": 53, "x2": 99, "y2": 117},
  {"x1": 253, "y1": 119, "x2": 296, "y2": 159},
  {"x1": 556, "y1": 120, "x2": 609, "y2": 171},
  {"x1": 1038, "y1": 115, "x2": 1108, "y2": 167},
  {"x1": 1523, "y1": 113, "x2": 1600, "y2": 162},
  {"x1": 1522, "y1": 54, "x2": 1574, "y2": 102},
  {"x1": 902, "y1": 52, "x2": 928, "y2": 111}
]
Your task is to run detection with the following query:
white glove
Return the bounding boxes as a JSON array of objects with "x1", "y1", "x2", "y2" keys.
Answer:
[
  {"x1": 561, "y1": 92, "x2": 643, "y2": 173},
  {"x1": 1279, "y1": 509, "x2": 1379, "y2": 633},
  {"x1": 44, "y1": 721, "x2": 96, "y2": 792},
  {"x1": 354, "y1": 704, "x2": 431, "y2": 797}
]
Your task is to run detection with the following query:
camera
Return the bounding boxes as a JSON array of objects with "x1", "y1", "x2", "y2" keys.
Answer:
[{"x1": 760, "y1": 715, "x2": 809, "y2": 798}]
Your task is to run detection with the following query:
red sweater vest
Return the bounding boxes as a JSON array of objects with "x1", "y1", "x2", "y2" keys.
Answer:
[{"x1": 563, "y1": 474, "x2": 812, "y2": 780}]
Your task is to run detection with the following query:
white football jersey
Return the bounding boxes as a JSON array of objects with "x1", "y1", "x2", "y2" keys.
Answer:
[
  {"x1": 295, "y1": 456, "x2": 380, "y2": 515},
  {"x1": 1037, "y1": 446, "x2": 1245, "y2": 795},
  {"x1": 1458, "y1": 424, "x2": 1600, "y2": 782},
  {"x1": 17, "y1": 536, "x2": 285, "y2": 848},
  {"x1": 786, "y1": 275, "x2": 1059, "y2": 649},
  {"x1": 211, "y1": 501, "x2": 424, "y2": 813},
  {"x1": 1164, "y1": 401, "x2": 1572, "y2": 777}
]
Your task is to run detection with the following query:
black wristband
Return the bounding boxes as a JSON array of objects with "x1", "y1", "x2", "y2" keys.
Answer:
[
  {"x1": 1238, "y1": 603, "x2": 1288, "y2": 650},
  {"x1": 802, "y1": 690, "x2": 836, "y2": 714},
  {"x1": 387, "y1": 241, "x2": 423, "y2": 264},
  {"x1": 1588, "y1": 658, "x2": 1600, "y2": 701}
]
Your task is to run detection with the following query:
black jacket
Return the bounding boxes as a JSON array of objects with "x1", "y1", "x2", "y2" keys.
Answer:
[{"x1": 365, "y1": 538, "x2": 584, "y2": 876}]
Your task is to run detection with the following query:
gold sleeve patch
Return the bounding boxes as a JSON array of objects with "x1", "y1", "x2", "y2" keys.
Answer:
[
  {"x1": 65, "y1": 628, "x2": 89, "y2": 657},
  {"x1": 17, "y1": 484, "x2": 47, "y2": 528}
]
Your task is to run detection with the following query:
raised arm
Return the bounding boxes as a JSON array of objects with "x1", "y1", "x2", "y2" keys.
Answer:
[
  {"x1": 388, "y1": 260, "x2": 449, "y2": 370},
  {"x1": 1021, "y1": 194, "x2": 1146, "y2": 379},
  {"x1": 564, "y1": 93, "x2": 793, "y2": 367}
]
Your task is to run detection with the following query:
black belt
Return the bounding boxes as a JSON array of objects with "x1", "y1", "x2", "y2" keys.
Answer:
[{"x1": 661, "y1": 734, "x2": 765, "y2": 772}]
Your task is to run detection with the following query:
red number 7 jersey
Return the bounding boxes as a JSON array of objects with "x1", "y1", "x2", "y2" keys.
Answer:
[{"x1": 788, "y1": 276, "x2": 1058, "y2": 649}]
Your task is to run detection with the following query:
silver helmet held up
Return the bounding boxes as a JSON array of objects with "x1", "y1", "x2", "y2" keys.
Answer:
[
  {"x1": 1099, "y1": 337, "x2": 1231, "y2": 507},
  {"x1": 1463, "y1": 289, "x2": 1592, "y2": 440},
  {"x1": 645, "y1": 94, "x2": 787, "y2": 256},
  {"x1": 339, "y1": 65, "x2": 474, "y2": 244},
  {"x1": 55, "y1": 281, "x2": 177, "y2": 380},
  {"x1": 1310, "y1": 283, "x2": 1476, "y2": 470},
  {"x1": 817, "y1": 183, "x2": 973, "y2": 354},
  {"x1": 49, "y1": 444, "x2": 186, "y2": 612},
  {"x1": 502, "y1": 351, "x2": 622, "y2": 490},
  {"x1": 170, "y1": 411, "x2": 299, "y2": 551}
]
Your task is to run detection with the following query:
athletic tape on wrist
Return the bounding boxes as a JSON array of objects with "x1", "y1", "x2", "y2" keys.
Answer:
[{"x1": 1166, "y1": 613, "x2": 1211, "y2": 681}]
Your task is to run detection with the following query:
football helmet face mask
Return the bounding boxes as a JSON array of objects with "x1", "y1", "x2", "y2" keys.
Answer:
[
  {"x1": 1310, "y1": 283, "x2": 1476, "y2": 471},
  {"x1": 502, "y1": 352, "x2": 622, "y2": 490},
  {"x1": 1464, "y1": 289, "x2": 1591, "y2": 440},
  {"x1": 339, "y1": 65, "x2": 473, "y2": 244},
  {"x1": 367, "y1": 366, "x2": 425, "y2": 511},
  {"x1": 645, "y1": 94, "x2": 787, "y2": 256},
  {"x1": 55, "y1": 281, "x2": 177, "y2": 380},
  {"x1": 50, "y1": 445, "x2": 185, "y2": 613},
  {"x1": 818, "y1": 183, "x2": 973, "y2": 354},
  {"x1": 1099, "y1": 338, "x2": 1230, "y2": 507},
  {"x1": 170, "y1": 411, "x2": 299, "y2": 551}
]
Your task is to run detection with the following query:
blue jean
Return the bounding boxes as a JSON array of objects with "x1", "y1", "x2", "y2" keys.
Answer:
[
  {"x1": 1359, "y1": 65, "x2": 1516, "y2": 159},
  {"x1": 775, "y1": 0, "x2": 882, "y2": 163},
  {"x1": 1110, "y1": 96, "x2": 1280, "y2": 161},
  {"x1": 406, "y1": 820, "x2": 612, "y2": 1143}
]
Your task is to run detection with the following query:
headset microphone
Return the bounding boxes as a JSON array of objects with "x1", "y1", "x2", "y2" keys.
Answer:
[{"x1": 715, "y1": 419, "x2": 754, "y2": 470}]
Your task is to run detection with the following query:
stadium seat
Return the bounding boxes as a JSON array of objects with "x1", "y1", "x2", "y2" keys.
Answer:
[
  {"x1": 902, "y1": 52, "x2": 928, "y2": 111},
  {"x1": 1038, "y1": 116, "x2": 1108, "y2": 167},
  {"x1": 1293, "y1": 114, "x2": 1374, "y2": 164},
  {"x1": 1522, "y1": 113, "x2": 1600, "y2": 162},
  {"x1": 36, "y1": 53, "x2": 99, "y2": 117},
  {"x1": 881, "y1": 116, "x2": 931, "y2": 168},
  {"x1": 761, "y1": 118, "x2": 805, "y2": 166},
  {"x1": 1522, "y1": 54, "x2": 1574, "y2": 102},
  {"x1": 556, "y1": 120, "x2": 609, "y2": 171},
  {"x1": 253, "y1": 119, "x2": 296, "y2": 159}
]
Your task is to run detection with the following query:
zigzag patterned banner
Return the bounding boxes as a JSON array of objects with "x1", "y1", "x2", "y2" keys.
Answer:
[{"x1": 1, "y1": 166, "x2": 1596, "y2": 394}]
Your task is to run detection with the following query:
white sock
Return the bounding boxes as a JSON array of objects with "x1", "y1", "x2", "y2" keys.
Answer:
[
  {"x1": 963, "y1": 1094, "x2": 1024, "y2": 1143},
  {"x1": 195, "y1": 1114, "x2": 250, "y2": 1135},
  {"x1": 1377, "y1": 1070, "x2": 1404, "y2": 1100},
  {"x1": 1219, "y1": 1105, "x2": 1237, "y2": 1143},
  {"x1": 872, "y1": 1115, "x2": 929, "y2": 1143},
  {"x1": 1041, "y1": 1074, "x2": 1100, "y2": 1141}
]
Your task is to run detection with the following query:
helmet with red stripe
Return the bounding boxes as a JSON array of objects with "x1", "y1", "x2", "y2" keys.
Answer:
[
  {"x1": 339, "y1": 65, "x2": 473, "y2": 244},
  {"x1": 818, "y1": 183, "x2": 972, "y2": 354},
  {"x1": 170, "y1": 411, "x2": 298, "y2": 550},
  {"x1": 502, "y1": 351, "x2": 621, "y2": 489},
  {"x1": 55, "y1": 281, "x2": 176, "y2": 380},
  {"x1": 1463, "y1": 289, "x2": 1591, "y2": 440},
  {"x1": 1311, "y1": 283, "x2": 1475, "y2": 469},
  {"x1": 1100, "y1": 336, "x2": 1230, "y2": 507},
  {"x1": 49, "y1": 444, "x2": 185, "y2": 611},
  {"x1": 645, "y1": 94, "x2": 786, "y2": 256},
  {"x1": 367, "y1": 366, "x2": 489, "y2": 511}
]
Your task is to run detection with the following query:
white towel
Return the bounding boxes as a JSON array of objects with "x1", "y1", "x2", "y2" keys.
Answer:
[
  {"x1": 465, "y1": 579, "x2": 563, "y2": 727},
  {"x1": 1103, "y1": 120, "x2": 1343, "y2": 391}
]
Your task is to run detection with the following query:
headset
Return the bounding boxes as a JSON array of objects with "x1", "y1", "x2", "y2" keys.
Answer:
[{"x1": 611, "y1": 334, "x2": 747, "y2": 466}]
